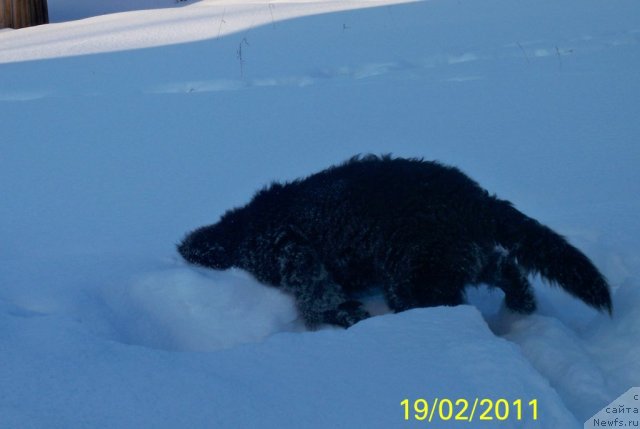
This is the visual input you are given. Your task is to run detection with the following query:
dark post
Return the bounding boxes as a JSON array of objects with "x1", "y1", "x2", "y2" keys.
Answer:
[{"x1": 0, "y1": 0, "x2": 48, "y2": 29}]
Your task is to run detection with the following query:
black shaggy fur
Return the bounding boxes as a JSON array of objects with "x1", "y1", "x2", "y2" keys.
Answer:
[{"x1": 178, "y1": 155, "x2": 612, "y2": 328}]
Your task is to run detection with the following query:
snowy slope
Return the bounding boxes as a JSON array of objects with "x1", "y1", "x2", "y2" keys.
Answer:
[
  {"x1": 1, "y1": 0, "x2": 640, "y2": 427},
  {"x1": 0, "y1": 0, "x2": 412, "y2": 62}
]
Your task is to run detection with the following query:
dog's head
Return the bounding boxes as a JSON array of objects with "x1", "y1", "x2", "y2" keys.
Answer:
[{"x1": 177, "y1": 222, "x2": 236, "y2": 270}]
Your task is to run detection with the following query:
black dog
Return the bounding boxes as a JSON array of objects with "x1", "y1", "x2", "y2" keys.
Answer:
[{"x1": 178, "y1": 155, "x2": 612, "y2": 328}]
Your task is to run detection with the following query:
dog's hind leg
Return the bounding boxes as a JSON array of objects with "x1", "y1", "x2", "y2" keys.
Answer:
[{"x1": 479, "y1": 249, "x2": 536, "y2": 314}]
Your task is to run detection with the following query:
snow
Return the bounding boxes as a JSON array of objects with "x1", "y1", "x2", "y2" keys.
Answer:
[
  {"x1": 0, "y1": 0, "x2": 412, "y2": 62},
  {"x1": 1, "y1": 0, "x2": 639, "y2": 427}
]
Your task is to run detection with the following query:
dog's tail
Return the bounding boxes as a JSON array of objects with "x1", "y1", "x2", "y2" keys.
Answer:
[{"x1": 491, "y1": 199, "x2": 612, "y2": 314}]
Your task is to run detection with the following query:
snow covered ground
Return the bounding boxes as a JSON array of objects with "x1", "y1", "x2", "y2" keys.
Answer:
[{"x1": 1, "y1": 0, "x2": 639, "y2": 427}]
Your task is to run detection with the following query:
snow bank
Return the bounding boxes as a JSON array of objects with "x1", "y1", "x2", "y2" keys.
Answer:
[
  {"x1": 1, "y1": 301, "x2": 581, "y2": 428},
  {"x1": 0, "y1": 0, "x2": 414, "y2": 63},
  {"x1": 102, "y1": 266, "x2": 301, "y2": 351},
  {"x1": 48, "y1": 0, "x2": 183, "y2": 23}
]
